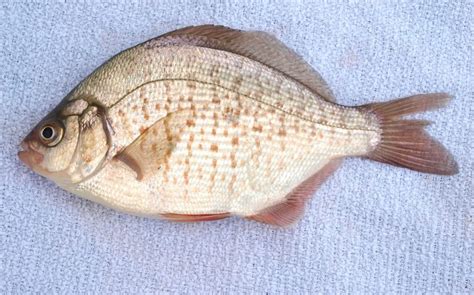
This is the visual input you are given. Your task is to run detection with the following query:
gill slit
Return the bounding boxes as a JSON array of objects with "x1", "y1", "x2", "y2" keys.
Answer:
[{"x1": 63, "y1": 104, "x2": 115, "y2": 185}]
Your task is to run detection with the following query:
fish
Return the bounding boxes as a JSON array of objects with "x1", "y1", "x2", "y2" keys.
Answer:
[{"x1": 18, "y1": 25, "x2": 458, "y2": 226}]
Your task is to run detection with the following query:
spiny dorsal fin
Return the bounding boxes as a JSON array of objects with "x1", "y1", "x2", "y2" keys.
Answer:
[
  {"x1": 150, "y1": 25, "x2": 336, "y2": 102},
  {"x1": 114, "y1": 111, "x2": 188, "y2": 180}
]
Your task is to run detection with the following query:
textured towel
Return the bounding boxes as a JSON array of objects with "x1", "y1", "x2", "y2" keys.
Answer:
[{"x1": 1, "y1": 1, "x2": 472, "y2": 293}]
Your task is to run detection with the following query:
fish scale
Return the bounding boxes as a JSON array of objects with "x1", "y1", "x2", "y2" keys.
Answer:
[
  {"x1": 101, "y1": 49, "x2": 377, "y2": 156},
  {"x1": 72, "y1": 73, "x2": 373, "y2": 215},
  {"x1": 72, "y1": 43, "x2": 377, "y2": 215},
  {"x1": 73, "y1": 45, "x2": 374, "y2": 131},
  {"x1": 19, "y1": 25, "x2": 457, "y2": 226}
]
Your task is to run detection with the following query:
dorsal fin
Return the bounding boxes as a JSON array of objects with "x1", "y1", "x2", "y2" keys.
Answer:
[{"x1": 149, "y1": 25, "x2": 336, "y2": 102}]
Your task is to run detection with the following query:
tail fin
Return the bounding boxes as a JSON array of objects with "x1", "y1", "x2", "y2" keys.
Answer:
[{"x1": 362, "y1": 93, "x2": 458, "y2": 175}]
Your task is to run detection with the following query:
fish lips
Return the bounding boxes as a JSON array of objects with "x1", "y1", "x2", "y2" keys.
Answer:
[
  {"x1": 18, "y1": 140, "x2": 44, "y2": 170},
  {"x1": 18, "y1": 125, "x2": 46, "y2": 170}
]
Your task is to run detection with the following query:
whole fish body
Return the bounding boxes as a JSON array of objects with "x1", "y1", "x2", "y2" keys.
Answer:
[{"x1": 19, "y1": 25, "x2": 458, "y2": 226}]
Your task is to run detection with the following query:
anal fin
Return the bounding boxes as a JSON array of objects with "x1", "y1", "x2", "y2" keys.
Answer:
[
  {"x1": 161, "y1": 212, "x2": 230, "y2": 222},
  {"x1": 247, "y1": 159, "x2": 341, "y2": 227}
]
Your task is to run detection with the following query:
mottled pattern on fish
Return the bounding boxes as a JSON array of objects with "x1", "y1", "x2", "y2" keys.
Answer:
[
  {"x1": 63, "y1": 45, "x2": 376, "y2": 216},
  {"x1": 19, "y1": 25, "x2": 457, "y2": 226}
]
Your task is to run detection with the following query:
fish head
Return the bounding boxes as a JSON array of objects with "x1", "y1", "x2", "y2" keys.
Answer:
[
  {"x1": 19, "y1": 98, "x2": 110, "y2": 187},
  {"x1": 19, "y1": 112, "x2": 80, "y2": 183}
]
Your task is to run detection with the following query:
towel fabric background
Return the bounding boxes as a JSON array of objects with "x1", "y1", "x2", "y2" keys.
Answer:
[{"x1": 1, "y1": 1, "x2": 472, "y2": 293}]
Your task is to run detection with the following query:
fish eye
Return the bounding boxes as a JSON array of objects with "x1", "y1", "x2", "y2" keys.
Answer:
[
  {"x1": 39, "y1": 123, "x2": 64, "y2": 146},
  {"x1": 41, "y1": 126, "x2": 54, "y2": 139}
]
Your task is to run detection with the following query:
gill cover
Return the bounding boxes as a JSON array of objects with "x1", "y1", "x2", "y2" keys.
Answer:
[{"x1": 65, "y1": 103, "x2": 111, "y2": 184}]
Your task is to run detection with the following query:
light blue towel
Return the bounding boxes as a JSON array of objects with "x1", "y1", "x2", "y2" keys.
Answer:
[{"x1": 1, "y1": 1, "x2": 472, "y2": 293}]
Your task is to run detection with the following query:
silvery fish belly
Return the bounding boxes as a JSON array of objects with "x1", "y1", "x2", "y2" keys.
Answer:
[{"x1": 19, "y1": 25, "x2": 458, "y2": 226}]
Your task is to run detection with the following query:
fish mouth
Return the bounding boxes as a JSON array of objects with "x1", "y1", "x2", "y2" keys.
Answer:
[
  {"x1": 18, "y1": 140, "x2": 74, "y2": 186},
  {"x1": 18, "y1": 140, "x2": 44, "y2": 170}
]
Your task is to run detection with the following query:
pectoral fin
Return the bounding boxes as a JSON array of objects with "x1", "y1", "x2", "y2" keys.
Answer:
[{"x1": 114, "y1": 111, "x2": 187, "y2": 180}]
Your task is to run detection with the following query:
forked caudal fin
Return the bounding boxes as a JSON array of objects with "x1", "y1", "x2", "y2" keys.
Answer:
[{"x1": 361, "y1": 93, "x2": 458, "y2": 175}]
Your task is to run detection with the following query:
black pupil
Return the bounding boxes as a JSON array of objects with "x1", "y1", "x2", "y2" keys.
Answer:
[{"x1": 42, "y1": 127, "x2": 54, "y2": 139}]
